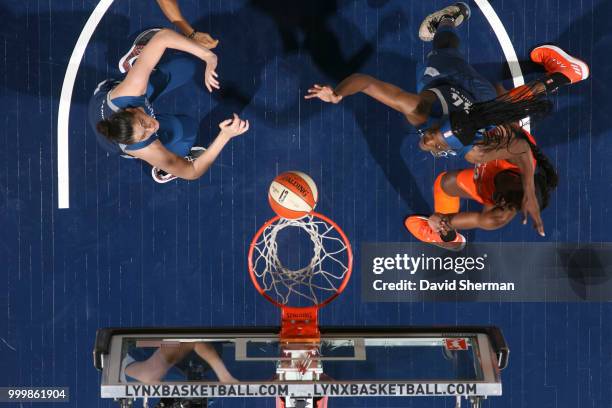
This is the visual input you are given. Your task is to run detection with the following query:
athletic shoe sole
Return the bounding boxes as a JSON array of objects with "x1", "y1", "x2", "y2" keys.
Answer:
[
  {"x1": 118, "y1": 28, "x2": 162, "y2": 74},
  {"x1": 530, "y1": 45, "x2": 589, "y2": 81},
  {"x1": 418, "y1": 2, "x2": 471, "y2": 42}
]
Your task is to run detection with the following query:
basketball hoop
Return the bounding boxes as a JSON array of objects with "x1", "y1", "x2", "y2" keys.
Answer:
[{"x1": 248, "y1": 212, "x2": 353, "y2": 341}]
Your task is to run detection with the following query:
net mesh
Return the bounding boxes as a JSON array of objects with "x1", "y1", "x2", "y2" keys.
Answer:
[{"x1": 250, "y1": 215, "x2": 351, "y2": 306}]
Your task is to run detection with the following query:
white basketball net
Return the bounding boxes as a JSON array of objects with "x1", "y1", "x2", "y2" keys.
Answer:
[{"x1": 250, "y1": 215, "x2": 351, "y2": 306}]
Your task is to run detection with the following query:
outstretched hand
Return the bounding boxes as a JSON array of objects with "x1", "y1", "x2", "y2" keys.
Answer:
[
  {"x1": 204, "y1": 54, "x2": 220, "y2": 92},
  {"x1": 219, "y1": 114, "x2": 250, "y2": 139},
  {"x1": 304, "y1": 84, "x2": 342, "y2": 104},
  {"x1": 522, "y1": 192, "x2": 544, "y2": 236}
]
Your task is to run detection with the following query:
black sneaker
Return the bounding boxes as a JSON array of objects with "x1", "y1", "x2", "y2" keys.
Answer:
[
  {"x1": 118, "y1": 28, "x2": 162, "y2": 74},
  {"x1": 418, "y1": 2, "x2": 471, "y2": 42},
  {"x1": 186, "y1": 146, "x2": 206, "y2": 161},
  {"x1": 151, "y1": 148, "x2": 206, "y2": 183}
]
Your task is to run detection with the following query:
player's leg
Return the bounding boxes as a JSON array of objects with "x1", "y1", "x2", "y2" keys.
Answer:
[
  {"x1": 432, "y1": 169, "x2": 479, "y2": 242},
  {"x1": 404, "y1": 170, "x2": 472, "y2": 251},
  {"x1": 434, "y1": 171, "x2": 461, "y2": 214},
  {"x1": 416, "y1": 5, "x2": 469, "y2": 94},
  {"x1": 124, "y1": 344, "x2": 195, "y2": 383},
  {"x1": 494, "y1": 45, "x2": 590, "y2": 103},
  {"x1": 527, "y1": 45, "x2": 590, "y2": 94},
  {"x1": 193, "y1": 343, "x2": 238, "y2": 383},
  {"x1": 449, "y1": 44, "x2": 590, "y2": 141},
  {"x1": 417, "y1": 3, "x2": 498, "y2": 103},
  {"x1": 419, "y1": 2, "x2": 471, "y2": 43}
]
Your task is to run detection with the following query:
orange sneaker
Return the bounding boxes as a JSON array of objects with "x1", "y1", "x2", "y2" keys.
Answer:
[
  {"x1": 530, "y1": 45, "x2": 589, "y2": 83},
  {"x1": 404, "y1": 215, "x2": 466, "y2": 251}
]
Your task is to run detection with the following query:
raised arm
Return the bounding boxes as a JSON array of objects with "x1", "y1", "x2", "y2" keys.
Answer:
[
  {"x1": 305, "y1": 74, "x2": 428, "y2": 126},
  {"x1": 128, "y1": 114, "x2": 249, "y2": 180},
  {"x1": 156, "y1": 0, "x2": 218, "y2": 48},
  {"x1": 112, "y1": 28, "x2": 218, "y2": 97}
]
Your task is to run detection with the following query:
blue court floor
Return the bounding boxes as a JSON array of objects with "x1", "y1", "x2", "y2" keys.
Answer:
[{"x1": 0, "y1": 0, "x2": 611, "y2": 407}]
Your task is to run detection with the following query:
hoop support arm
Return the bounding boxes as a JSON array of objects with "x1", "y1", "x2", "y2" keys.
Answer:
[{"x1": 280, "y1": 306, "x2": 320, "y2": 342}]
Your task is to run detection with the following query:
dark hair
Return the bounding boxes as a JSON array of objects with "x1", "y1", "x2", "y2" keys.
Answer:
[
  {"x1": 493, "y1": 131, "x2": 558, "y2": 211},
  {"x1": 527, "y1": 140, "x2": 558, "y2": 210},
  {"x1": 96, "y1": 110, "x2": 136, "y2": 145},
  {"x1": 493, "y1": 172, "x2": 523, "y2": 210},
  {"x1": 479, "y1": 123, "x2": 520, "y2": 151},
  {"x1": 450, "y1": 82, "x2": 553, "y2": 145}
]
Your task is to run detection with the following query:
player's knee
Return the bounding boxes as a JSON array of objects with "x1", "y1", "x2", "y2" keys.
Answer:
[{"x1": 439, "y1": 171, "x2": 457, "y2": 194}]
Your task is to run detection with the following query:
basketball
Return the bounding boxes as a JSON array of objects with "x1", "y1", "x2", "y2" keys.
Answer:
[{"x1": 268, "y1": 171, "x2": 318, "y2": 219}]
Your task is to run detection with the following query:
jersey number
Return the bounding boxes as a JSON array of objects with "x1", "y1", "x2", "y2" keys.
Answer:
[{"x1": 450, "y1": 91, "x2": 472, "y2": 113}]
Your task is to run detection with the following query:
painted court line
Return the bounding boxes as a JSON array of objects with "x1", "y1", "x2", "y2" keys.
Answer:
[
  {"x1": 57, "y1": 0, "x2": 114, "y2": 209},
  {"x1": 56, "y1": 0, "x2": 526, "y2": 209},
  {"x1": 473, "y1": 0, "x2": 531, "y2": 132}
]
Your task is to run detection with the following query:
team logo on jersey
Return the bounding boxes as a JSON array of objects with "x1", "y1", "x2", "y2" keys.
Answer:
[{"x1": 449, "y1": 86, "x2": 473, "y2": 113}]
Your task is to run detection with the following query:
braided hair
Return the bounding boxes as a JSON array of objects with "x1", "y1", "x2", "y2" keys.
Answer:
[
  {"x1": 491, "y1": 126, "x2": 558, "y2": 210},
  {"x1": 524, "y1": 137, "x2": 558, "y2": 210},
  {"x1": 449, "y1": 82, "x2": 553, "y2": 146}
]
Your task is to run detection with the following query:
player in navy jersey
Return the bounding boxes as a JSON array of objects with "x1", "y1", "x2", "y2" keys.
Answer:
[
  {"x1": 89, "y1": 28, "x2": 249, "y2": 183},
  {"x1": 305, "y1": 2, "x2": 589, "y2": 236}
]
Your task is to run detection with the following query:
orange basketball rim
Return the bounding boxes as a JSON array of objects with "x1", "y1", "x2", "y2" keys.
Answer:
[{"x1": 248, "y1": 212, "x2": 353, "y2": 341}]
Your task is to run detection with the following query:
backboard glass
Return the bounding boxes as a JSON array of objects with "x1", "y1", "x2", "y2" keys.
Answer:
[{"x1": 94, "y1": 326, "x2": 508, "y2": 408}]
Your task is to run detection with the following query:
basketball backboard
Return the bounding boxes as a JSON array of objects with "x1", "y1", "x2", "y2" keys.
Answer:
[{"x1": 94, "y1": 326, "x2": 508, "y2": 408}]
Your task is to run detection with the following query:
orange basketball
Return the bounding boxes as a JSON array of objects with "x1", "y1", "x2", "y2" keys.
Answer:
[{"x1": 268, "y1": 171, "x2": 319, "y2": 219}]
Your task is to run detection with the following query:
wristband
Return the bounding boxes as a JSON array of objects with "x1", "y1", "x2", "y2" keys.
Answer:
[{"x1": 188, "y1": 30, "x2": 197, "y2": 39}]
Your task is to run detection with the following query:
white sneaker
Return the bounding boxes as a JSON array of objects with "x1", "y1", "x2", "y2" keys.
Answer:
[
  {"x1": 151, "y1": 167, "x2": 178, "y2": 183},
  {"x1": 418, "y1": 2, "x2": 471, "y2": 42}
]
